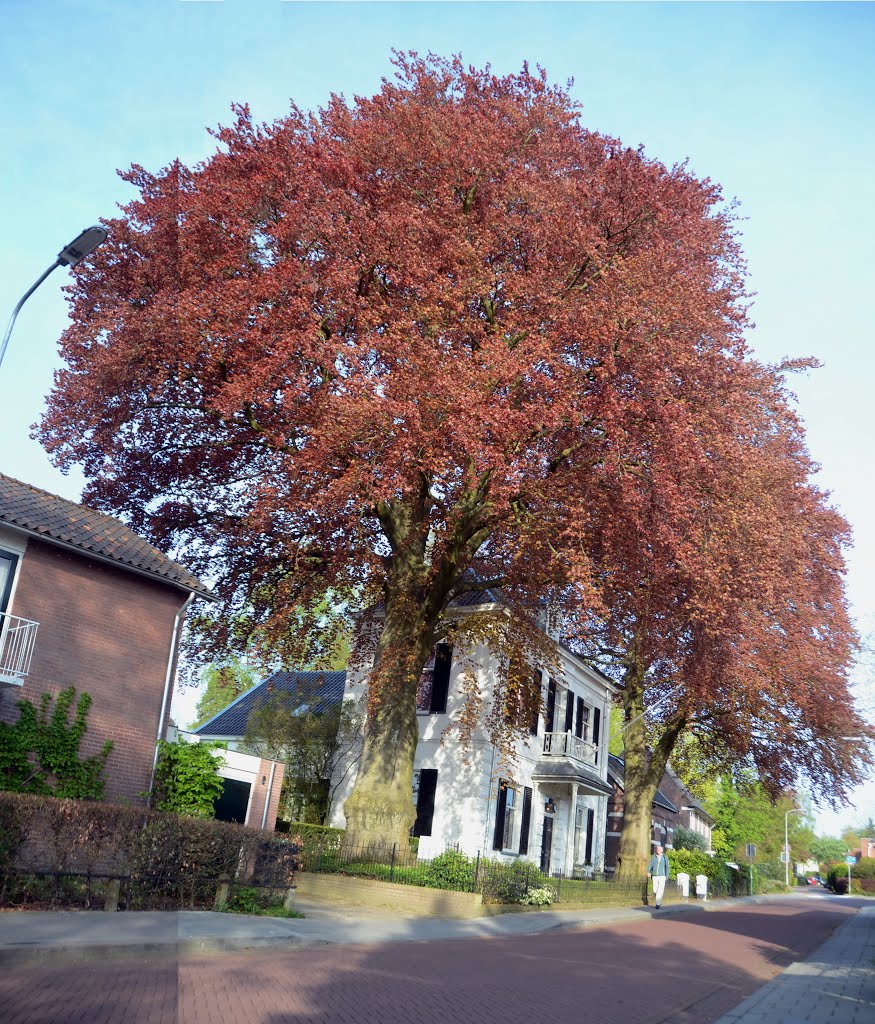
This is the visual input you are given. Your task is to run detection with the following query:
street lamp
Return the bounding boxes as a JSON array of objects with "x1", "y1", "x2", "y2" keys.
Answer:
[
  {"x1": 0, "y1": 225, "x2": 108, "y2": 371},
  {"x1": 784, "y1": 806, "x2": 805, "y2": 887}
]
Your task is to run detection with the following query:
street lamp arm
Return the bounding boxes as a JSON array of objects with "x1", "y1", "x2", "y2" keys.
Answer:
[
  {"x1": 0, "y1": 260, "x2": 61, "y2": 370},
  {"x1": 0, "y1": 225, "x2": 108, "y2": 372}
]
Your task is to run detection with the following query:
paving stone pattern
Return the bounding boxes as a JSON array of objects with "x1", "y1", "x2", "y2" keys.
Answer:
[
  {"x1": 714, "y1": 905, "x2": 875, "y2": 1024},
  {"x1": 0, "y1": 900, "x2": 856, "y2": 1024}
]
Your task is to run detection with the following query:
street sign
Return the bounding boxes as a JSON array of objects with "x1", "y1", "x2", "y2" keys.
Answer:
[
  {"x1": 746, "y1": 844, "x2": 756, "y2": 859},
  {"x1": 779, "y1": 852, "x2": 789, "y2": 864},
  {"x1": 845, "y1": 855, "x2": 856, "y2": 865}
]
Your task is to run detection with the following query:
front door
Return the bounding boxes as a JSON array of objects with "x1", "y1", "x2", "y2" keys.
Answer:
[{"x1": 540, "y1": 815, "x2": 554, "y2": 874}]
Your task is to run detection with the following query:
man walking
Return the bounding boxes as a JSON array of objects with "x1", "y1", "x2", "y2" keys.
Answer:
[{"x1": 648, "y1": 844, "x2": 670, "y2": 908}]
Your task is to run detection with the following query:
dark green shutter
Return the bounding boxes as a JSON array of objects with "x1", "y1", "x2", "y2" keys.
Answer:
[
  {"x1": 413, "y1": 769, "x2": 438, "y2": 837},
  {"x1": 592, "y1": 707, "x2": 601, "y2": 748},
  {"x1": 493, "y1": 780, "x2": 508, "y2": 850},
  {"x1": 564, "y1": 689, "x2": 574, "y2": 732},
  {"x1": 530, "y1": 672, "x2": 541, "y2": 735},
  {"x1": 584, "y1": 807, "x2": 595, "y2": 864},
  {"x1": 429, "y1": 644, "x2": 452, "y2": 714},
  {"x1": 519, "y1": 787, "x2": 533, "y2": 854},
  {"x1": 575, "y1": 696, "x2": 584, "y2": 738},
  {"x1": 546, "y1": 680, "x2": 556, "y2": 732}
]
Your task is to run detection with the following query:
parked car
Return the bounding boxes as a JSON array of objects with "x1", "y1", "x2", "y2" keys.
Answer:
[{"x1": 807, "y1": 876, "x2": 823, "y2": 886}]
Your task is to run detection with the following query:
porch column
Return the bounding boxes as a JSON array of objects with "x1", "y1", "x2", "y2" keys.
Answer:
[{"x1": 565, "y1": 782, "x2": 578, "y2": 876}]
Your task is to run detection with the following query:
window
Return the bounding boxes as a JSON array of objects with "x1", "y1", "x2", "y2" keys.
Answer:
[
  {"x1": 411, "y1": 768, "x2": 438, "y2": 836},
  {"x1": 416, "y1": 651, "x2": 436, "y2": 712},
  {"x1": 575, "y1": 806, "x2": 596, "y2": 865},
  {"x1": 492, "y1": 778, "x2": 518, "y2": 851},
  {"x1": 581, "y1": 701, "x2": 591, "y2": 740},
  {"x1": 574, "y1": 805, "x2": 586, "y2": 863},
  {"x1": 0, "y1": 550, "x2": 18, "y2": 615},
  {"x1": 415, "y1": 644, "x2": 452, "y2": 714}
]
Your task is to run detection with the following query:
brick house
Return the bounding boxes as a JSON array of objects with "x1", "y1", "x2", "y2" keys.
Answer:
[
  {"x1": 604, "y1": 755, "x2": 714, "y2": 874},
  {"x1": 0, "y1": 473, "x2": 214, "y2": 805}
]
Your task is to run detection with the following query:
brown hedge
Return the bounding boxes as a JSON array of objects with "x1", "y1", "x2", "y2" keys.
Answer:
[{"x1": 0, "y1": 791, "x2": 300, "y2": 910}]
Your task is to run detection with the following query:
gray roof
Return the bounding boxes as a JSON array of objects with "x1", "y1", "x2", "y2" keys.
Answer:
[
  {"x1": 0, "y1": 473, "x2": 213, "y2": 600},
  {"x1": 194, "y1": 669, "x2": 347, "y2": 737},
  {"x1": 531, "y1": 760, "x2": 614, "y2": 796}
]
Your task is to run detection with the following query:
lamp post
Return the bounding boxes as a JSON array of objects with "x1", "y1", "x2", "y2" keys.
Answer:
[
  {"x1": 0, "y1": 225, "x2": 108, "y2": 371},
  {"x1": 784, "y1": 806, "x2": 804, "y2": 887}
]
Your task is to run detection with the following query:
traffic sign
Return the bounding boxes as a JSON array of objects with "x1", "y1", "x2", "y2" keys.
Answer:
[
  {"x1": 845, "y1": 855, "x2": 856, "y2": 865},
  {"x1": 746, "y1": 843, "x2": 756, "y2": 859}
]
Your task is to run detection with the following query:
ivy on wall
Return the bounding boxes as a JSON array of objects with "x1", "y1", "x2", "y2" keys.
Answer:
[{"x1": 0, "y1": 687, "x2": 112, "y2": 800}]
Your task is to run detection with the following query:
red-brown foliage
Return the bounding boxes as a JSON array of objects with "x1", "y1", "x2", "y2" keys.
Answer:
[{"x1": 37, "y1": 55, "x2": 869, "y2": 842}]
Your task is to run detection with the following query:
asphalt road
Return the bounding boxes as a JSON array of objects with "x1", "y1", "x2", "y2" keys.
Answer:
[{"x1": 1, "y1": 893, "x2": 856, "y2": 1024}]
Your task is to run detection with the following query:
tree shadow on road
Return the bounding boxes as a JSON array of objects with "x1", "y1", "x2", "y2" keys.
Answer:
[{"x1": 186, "y1": 901, "x2": 851, "y2": 1024}]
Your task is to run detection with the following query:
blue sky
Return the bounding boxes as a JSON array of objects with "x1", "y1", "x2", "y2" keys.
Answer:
[{"x1": 1, "y1": 1, "x2": 873, "y2": 835}]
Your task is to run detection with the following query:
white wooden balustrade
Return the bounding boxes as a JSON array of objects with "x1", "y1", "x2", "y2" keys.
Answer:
[{"x1": 541, "y1": 730, "x2": 598, "y2": 767}]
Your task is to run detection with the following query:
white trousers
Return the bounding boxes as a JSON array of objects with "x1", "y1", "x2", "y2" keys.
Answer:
[{"x1": 652, "y1": 875, "x2": 667, "y2": 905}]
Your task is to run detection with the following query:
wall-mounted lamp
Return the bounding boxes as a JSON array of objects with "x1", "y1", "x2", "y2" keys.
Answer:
[
  {"x1": 544, "y1": 798, "x2": 557, "y2": 814},
  {"x1": 261, "y1": 776, "x2": 267, "y2": 785}
]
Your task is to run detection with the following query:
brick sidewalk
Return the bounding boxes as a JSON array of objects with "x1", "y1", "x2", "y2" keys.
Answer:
[
  {"x1": 0, "y1": 899, "x2": 856, "y2": 1024},
  {"x1": 713, "y1": 905, "x2": 875, "y2": 1024}
]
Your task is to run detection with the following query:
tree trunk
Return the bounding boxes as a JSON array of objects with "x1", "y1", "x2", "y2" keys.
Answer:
[
  {"x1": 615, "y1": 662, "x2": 658, "y2": 880},
  {"x1": 615, "y1": 650, "x2": 687, "y2": 882},
  {"x1": 341, "y1": 594, "x2": 433, "y2": 851}
]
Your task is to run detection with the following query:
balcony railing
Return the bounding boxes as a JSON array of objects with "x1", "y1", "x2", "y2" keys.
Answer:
[
  {"x1": 542, "y1": 730, "x2": 598, "y2": 767},
  {"x1": 0, "y1": 612, "x2": 39, "y2": 686}
]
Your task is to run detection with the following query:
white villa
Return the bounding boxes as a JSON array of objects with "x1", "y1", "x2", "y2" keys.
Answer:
[{"x1": 330, "y1": 608, "x2": 616, "y2": 876}]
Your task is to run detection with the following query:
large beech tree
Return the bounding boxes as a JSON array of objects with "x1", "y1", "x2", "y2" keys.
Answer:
[{"x1": 39, "y1": 55, "x2": 869, "y2": 852}]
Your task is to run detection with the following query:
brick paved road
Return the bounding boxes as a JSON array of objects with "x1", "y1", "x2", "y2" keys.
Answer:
[{"x1": 1, "y1": 898, "x2": 856, "y2": 1024}]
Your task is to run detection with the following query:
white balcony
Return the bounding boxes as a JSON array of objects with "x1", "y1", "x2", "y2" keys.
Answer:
[
  {"x1": 542, "y1": 730, "x2": 598, "y2": 768},
  {"x1": 0, "y1": 611, "x2": 39, "y2": 687}
]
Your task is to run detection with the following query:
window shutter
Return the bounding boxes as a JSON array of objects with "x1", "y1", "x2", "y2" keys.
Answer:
[
  {"x1": 429, "y1": 644, "x2": 452, "y2": 714},
  {"x1": 564, "y1": 690, "x2": 574, "y2": 732},
  {"x1": 493, "y1": 780, "x2": 508, "y2": 850},
  {"x1": 584, "y1": 807, "x2": 595, "y2": 864},
  {"x1": 546, "y1": 680, "x2": 556, "y2": 732},
  {"x1": 519, "y1": 787, "x2": 533, "y2": 855},
  {"x1": 592, "y1": 707, "x2": 601, "y2": 748},
  {"x1": 413, "y1": 768, "x2": 438, "y2": 837},
  {"x1": 529, "y1": 672, "x2": 541, "y2": 735}
]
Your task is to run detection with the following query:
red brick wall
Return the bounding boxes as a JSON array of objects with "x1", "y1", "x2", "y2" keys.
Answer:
[
  {"x1": 245, "y1": 758, "x2": 286, "y2": 831},
  {"x1": 0, "y1": 539, "x2": 189, "y2": 805}
]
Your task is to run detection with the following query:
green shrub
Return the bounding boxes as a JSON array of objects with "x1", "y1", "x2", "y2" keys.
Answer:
[
  {"x1": 286, "y1": 822, "x2": 345, "y2": 865},
  {"x1": 152, "y1": 739, "x2": 225, "y2": 818},
  {"x1": 672, "y1": 827, "x2": 708, "y2": 852},
  {"x1": 850, "y1": 859, "x2": 875, "y2": 880},
  {"x1": 479, "y1": 859, "x2": 549, "y2": 904},
  {"x1": 424, "y1": 850, "x2": 476, "y2": 891},
  {"x1": 224, "y1": 885, "x2": 303, "y2": 918}
]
